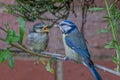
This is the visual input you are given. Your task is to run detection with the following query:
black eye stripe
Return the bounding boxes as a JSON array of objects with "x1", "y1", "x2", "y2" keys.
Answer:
[
  {"x1": 35, "y1": 26, "x2": 42, "y2": 29},
  {"x1": 60, "y1": 23, "x2": 67, "y2": 26}
]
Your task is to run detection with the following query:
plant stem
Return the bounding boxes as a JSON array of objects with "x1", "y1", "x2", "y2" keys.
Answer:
[{"x1": 105, "y1": 0, "x2": 120, "y2": 72}]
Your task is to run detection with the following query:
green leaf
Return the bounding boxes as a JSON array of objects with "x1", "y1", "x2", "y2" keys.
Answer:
[
  {"x1": 8, "y1": 55, "x2": 14, "y2": 69},
  {"x1": 104, "y1": 44, "x2": 114, "y2": 48},
  {"x1": 99, "y1": 29, "x2": 109, "y2": 33},
  {"x1": 40, "y1": 58, "x2": 47, "y2": 65},
  {"x1": 0, "y1": 49, "x2": 14, "y2": 68},
  {"x1": 0, "y1": 58, "x2": 4, "y2": 63},
  {"x1": 112, "y1": 56, "x2": 118, "y2": 64},
  {"x1": 0, "y1": 49, "x2": 10, "y2": 63},
  {"x1": 103, "y1": 16, "x2": 111, "y2": 19},
  {"x1": 118, "y1": 46, "x2": 120, "y2": 54},
  {"x1": 88, "y1": 7, "x2": 104, "y2": 11},
  {"x1": 5, "y1": 29, "x2": 20, "y2": 44},
  {"x1": 45, "y1": 58, "x2": 54, "y2": 74},
  {"x1": 17, "y1": 17, "x2": 26, "y2": 44},
  {"x1": 104, "y1": 41, "x2": 115, "y2": 48}
]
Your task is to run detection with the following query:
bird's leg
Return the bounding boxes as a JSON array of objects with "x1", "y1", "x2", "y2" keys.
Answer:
[
  {"x1": 53, "y1": 56, "x2": 68, "y2": 61},
  {"x1": 41, "y1": 51, "x2": 68, "y2": 61},
  {"x1": 34, "y1": 57, "x2": 41, "y2": 65}
]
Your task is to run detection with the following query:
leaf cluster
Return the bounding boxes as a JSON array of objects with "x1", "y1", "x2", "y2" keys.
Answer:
[
  {"x1": 0, "y1": 49, "x2": 14, "y2": 68},
  {"x1": 6, "y1": 0, "x2": 73, "y2": 27},
  {"x1": 0, "y1": 17, "x2": 25, "y2": 68},
  {"x1": 103, "y1": 0, "x2": 120, "y2": 72},
  {"x1": 0, "y1": 17, "x2": 56, "y2": 73}
]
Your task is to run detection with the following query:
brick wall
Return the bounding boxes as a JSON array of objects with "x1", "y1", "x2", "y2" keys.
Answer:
[{"x1": 0, "y1": 0, "x2": 120, "y2": 80}]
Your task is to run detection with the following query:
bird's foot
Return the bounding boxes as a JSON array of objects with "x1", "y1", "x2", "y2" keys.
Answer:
[
  {"x1": 41, "y1": 51, "x2": 68, "y2": 61},
  {"x1": 53, "y1": 55, "x2": 68, "y2": 61}
]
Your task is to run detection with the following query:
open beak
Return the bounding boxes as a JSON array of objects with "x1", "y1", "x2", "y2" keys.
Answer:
[{"x1": 43, "y1": 25, "x2": 49, "y2": 32}]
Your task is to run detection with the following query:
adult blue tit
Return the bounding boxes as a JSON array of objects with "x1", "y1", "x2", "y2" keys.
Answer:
[
  {"x1": 57, "y1": 20, "x2": 102, "y2": 80},
  {"x1": 27, "y1": 23, "x2": 49, "y2": 53}
]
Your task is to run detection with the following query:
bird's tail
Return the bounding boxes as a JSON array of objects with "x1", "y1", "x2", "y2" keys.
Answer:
[{"x1": 88, "y1": 66, "x2": 102, "y2": 80}]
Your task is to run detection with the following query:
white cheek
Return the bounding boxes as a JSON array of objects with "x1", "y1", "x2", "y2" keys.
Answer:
[
  {"x1": 59, "y1": 25, "x2": 71, "y2": 33},
  {"x1": 64, "y1": 26, "x2": 71, "y2": 32},
  {"x1": 59, "y1": 27, "x2": 63, "y2": 31}
]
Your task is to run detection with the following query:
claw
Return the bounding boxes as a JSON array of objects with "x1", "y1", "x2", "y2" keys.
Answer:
[
  {"x1": 41, "y1": 51, "x2": 68, "y2": 61},
  {"x1": 53, "y1": 56, "x2": 68, "y2": 61}
]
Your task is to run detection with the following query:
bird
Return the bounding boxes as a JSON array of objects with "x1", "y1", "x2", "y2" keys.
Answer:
[
  {"x1": 56, "y1": 20, "x2": 102, "y2": 80},
  {"x1": 27, "y1": 23, "x2": 49, "y2": 53}
]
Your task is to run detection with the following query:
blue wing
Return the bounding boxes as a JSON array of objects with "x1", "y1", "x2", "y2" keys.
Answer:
[
  {"x1": 65, "y1": 29, "x2": 90, "y2": 58},
  {"x1": 64, "y1": 29, "x2": 102, "y2": 80}
]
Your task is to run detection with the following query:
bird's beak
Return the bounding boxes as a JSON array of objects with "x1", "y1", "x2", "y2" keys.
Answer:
[{"x1": 43, "y1": 25, "x2": 49, "y2": 32}]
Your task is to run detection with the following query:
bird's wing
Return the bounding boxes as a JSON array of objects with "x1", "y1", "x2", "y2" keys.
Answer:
[{"x1": 65, "y1": 35, "x2": 90, "y2": 58}]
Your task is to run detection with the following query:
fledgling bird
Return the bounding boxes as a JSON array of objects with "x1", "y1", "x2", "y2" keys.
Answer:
[
  {"x1": 57, "y1": 20, "x2": 102, "y2": 80},
  {"x1": 27, "y1": 23, "x2": 49, "y2": 53}
]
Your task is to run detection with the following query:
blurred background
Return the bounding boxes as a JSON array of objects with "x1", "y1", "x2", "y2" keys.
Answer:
[{"x1": 0, "y1": 0, "x2": 120, "y2": 80}]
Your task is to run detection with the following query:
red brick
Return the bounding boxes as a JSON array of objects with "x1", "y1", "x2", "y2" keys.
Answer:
[
  {"x1": 0, "y1": 0, "x2": 15, "y2": 4},
  {"x1": 0, "y1": 59, "x2": 119, "y2": 80},
  {"x1": 0, "y1": 59, "x2": 54, "y2": 80},
  {"x1": 63, "y1": 60, "x2": 120, "y2": 80}
]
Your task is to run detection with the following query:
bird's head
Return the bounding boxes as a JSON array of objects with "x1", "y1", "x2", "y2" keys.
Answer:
[
  {"x1": 30, "y1": 23, "x2": 49, "y2": 33},
  {"x1": 57, "y1": 20, "x2": 76, "y2": 34}
]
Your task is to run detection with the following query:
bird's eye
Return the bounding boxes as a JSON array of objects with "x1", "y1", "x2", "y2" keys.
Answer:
[{"x1": 59, "y1": 23, "x2": 66, "y2": 27}]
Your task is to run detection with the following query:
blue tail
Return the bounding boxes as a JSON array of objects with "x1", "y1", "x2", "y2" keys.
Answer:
[{"x1": 88, "y1": 66, "x2": 102, "y2": 80}]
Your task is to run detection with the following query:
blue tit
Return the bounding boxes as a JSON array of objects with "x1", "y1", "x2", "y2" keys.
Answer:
[
  {"x1": 27, "y1": 23, "x2": 49, "y2": 53},
  {"x1": 57, "y1": 20, "x2": 102, "y2": 80}
]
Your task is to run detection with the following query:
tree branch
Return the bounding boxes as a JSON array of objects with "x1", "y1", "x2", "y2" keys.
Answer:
[
  {"x1": 1, "y1": 26, "x2": 120, "y2": 77},
  {"x1": 0, "y1": 36, "x2": 55, "y2": 58},
  {"x1": 0, "y1": 26, "x2": 7, "y2": 32},
  {"x1": 95, "y1": 64, "x2": 120, "y2": 77}
]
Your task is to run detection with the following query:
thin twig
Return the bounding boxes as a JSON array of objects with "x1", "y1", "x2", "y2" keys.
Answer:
[
  {"x1": 71, "y1": 0, "x2": 77, "y2": 17},
  {"x1": 0, "y1": 37, "x2": 5, "y2": 42},
  {"x1": 10, "y1": 43, "x2": 54, "y2": 58},
  {"x1": 0, "y1": 49, "x2": 27, "y2": 53},
  {"x1": 1, "y1": 25, "x2": 120, "y2": 77},
  {"x1": 0, "y1": 27, "x2": 7, "y2": 32},
  {"x1": 1, "y1": 42, "x2": 120, "y2": 77},
  {"x1": 0, "y1": 37, "x2": 54, "y2": 58},
  {"x1": 95, "y1": 64, "x2": 120, "y2": 77}
]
